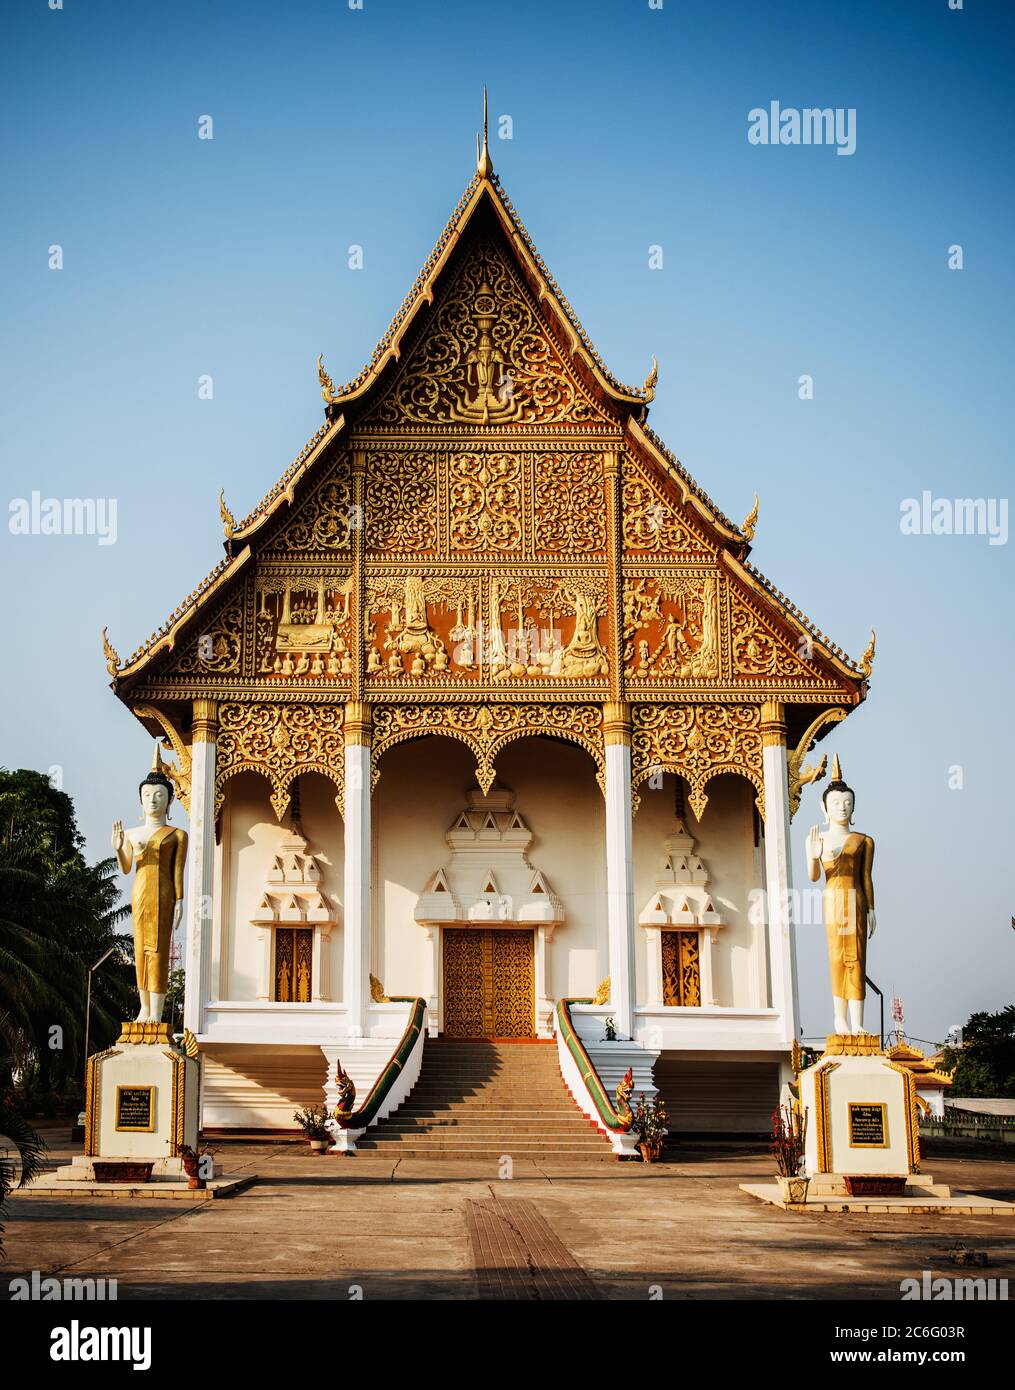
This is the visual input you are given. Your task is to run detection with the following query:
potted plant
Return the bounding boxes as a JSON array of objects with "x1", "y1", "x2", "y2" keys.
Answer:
[
  {"x1": 631, "y1": 1093, "x2": 668, "y2": 1163},
  {"x1": 770, "y1": 1104, "x2": 808, "y2": 1203},
  {"x1": 178, "y1": 1143, "x2": 214, "y2": 1190},
  {"x1": 293, "y1": 1105, "x2": 331, "y2": 1153}
]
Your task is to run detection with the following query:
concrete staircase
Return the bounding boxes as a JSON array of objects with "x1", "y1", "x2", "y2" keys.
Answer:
[{"x1": 355, "y1": 1038, "x2": 613, "y2": 1160}]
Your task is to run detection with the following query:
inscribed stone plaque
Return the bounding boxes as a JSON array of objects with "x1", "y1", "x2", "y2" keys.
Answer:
[
  {"x1": 115, "y1": 1085, "x2": 155, "y2": 1133},
  {"x1": 847, "y1": 1101, "x2": 887, "y2": 1148}
]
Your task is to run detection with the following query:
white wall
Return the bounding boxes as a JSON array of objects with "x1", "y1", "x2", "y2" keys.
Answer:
[
  {"x1": 219, "y1": 771, "x2": 344, "y2": 1002},
  {"x1": 632, "y1": 772, "x2": 761, "y2": 1008},
  {"x1": 372, "y1": 735, "x2": 606, "y2": 1001}
]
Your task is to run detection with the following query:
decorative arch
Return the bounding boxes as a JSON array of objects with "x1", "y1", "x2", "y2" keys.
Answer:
[
  {"x1": 630, "y1": 703, "x2": 765, "y2": 820},
  {"x1": 371, "y1": 702, "x2": 605, "y2": 797},
  {"x1": 214, "y1": 702, "x2": 345, "y2": 822}
]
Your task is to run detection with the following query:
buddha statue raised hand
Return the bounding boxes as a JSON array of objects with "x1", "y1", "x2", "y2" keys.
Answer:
[
  {"x1": 806, "y1": 755, "x2": 876, "y2": 1036},
  {"x1": 111, "y1": 745, "x2": 188, "y2": 1025}
]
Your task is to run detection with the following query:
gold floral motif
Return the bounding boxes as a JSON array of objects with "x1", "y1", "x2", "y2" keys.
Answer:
[
  {"x1": 449, "y1": 453, "x2": 522, "y2": 552},
  {"x1": 730, "y1": 586, "x2": 814, "y2": 679},
  {"x1": 631, "y1": 703, "x2": 764, "y2": 820},
  {"x1": 621, "y1": 458, "x2": 712, "y2": 554},
  {"x1": 442, "y1": 928, "x2": 534, "y2": 1037},
  {"x1": 170, "y1": 595, "x2": 243, "y2": 676},
  {"x1": 365, "y1": 239, "x2": 610, "y2": 427},
  {"x1": 264, "y1": 455, "x2": 352, "y2": 555},
  {"x1": 787, "y1": 708, "x2": 847, "y2": 818},
  {"x1": 371, "y1": 702, "x2": 606, "y2": 796},
  {"x1": 365, "y1": 451, "x2": 438, "y2": 552},
  {"x1": 534, "y1": 453, "x2": 606, "y2": 553},
  {"x1": 214, "y1": 701, "x2": 345, "y2": 820}
]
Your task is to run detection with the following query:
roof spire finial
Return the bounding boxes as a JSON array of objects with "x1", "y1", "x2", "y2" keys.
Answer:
[{"x1": 476, "y1": 86, "x2": 493, "y2": 179}]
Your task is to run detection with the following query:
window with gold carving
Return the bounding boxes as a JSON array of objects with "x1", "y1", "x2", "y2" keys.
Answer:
[
  {"x1": 274, "y1": 927, "x2": 313, "y2": 1002},
  {"x1": 662, "y1": 930, "x2": 701, "y2": 1007}
]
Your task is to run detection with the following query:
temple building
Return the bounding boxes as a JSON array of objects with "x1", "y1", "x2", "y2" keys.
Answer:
[{"x1": 105, "y1": 126, "x2": 871, "y2": 1145}]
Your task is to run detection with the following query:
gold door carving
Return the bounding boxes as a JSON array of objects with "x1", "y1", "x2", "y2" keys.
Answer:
[
  {"x1": 274, "y1": 927, "x2": 313, "y2": 1002},
  {"x1": 442, "y1": 929, "x2": 534, "y2": 1037},
  {"x1": 662, "y1": 930, "x2": 700, "y2": 1007}
]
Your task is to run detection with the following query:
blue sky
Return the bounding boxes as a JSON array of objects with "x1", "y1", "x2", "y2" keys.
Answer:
[{"x1": 1, "y1": 0, "x2": 1012, "y2": 1043}]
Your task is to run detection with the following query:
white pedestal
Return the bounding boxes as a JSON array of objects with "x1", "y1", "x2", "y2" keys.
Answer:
[
  {"x1": 84, "y1": 1023, "x2": 199, "y2": 1162},
  {"x1": 799, "y1": 1035, "x2": 919, "y2": 1180}
]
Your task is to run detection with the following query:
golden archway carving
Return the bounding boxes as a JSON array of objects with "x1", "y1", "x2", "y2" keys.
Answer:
[
  {"x1": 214, "y1": 702, "x2": 345, "y2": 822},
  {"x1": 371, "y1": 702, "x2": 606, "y2": 796},
  {"x1": 630, "y1": 703, "x2": 765, "y2": 820}
]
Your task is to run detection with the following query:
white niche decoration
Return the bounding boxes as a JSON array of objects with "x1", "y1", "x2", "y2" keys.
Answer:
[
  {"x1": 414, "y1": 784, "x2": 564, "y2": 1036},
  {"x1": 638, "y1": 817, "x2": 724, "y2": 1006},
  {"x1": 250, "y1": 828, "x2": 338, "y2": 1002}
]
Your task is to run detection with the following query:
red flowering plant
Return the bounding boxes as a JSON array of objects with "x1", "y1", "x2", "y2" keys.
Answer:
[
  {"x1": 770, "y1": 1103, "x2": 807, "y2": 1178},
  {"x1": 631, "y1": 1093, "x2": 668, "y2": 1146}
]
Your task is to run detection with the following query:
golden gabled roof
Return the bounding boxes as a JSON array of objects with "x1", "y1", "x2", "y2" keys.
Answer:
[{"x1": 315, "y1": 172, "x2": 653, "y2": 414}]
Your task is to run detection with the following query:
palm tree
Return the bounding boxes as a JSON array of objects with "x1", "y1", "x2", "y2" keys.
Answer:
[{"x1": 0, "y1": 1100, "x2": 46, "y2": 1259}]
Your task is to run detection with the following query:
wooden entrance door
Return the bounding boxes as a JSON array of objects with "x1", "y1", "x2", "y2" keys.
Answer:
[{"x1": 442, "y1": 929, "x2": 534, "y2": 1037}]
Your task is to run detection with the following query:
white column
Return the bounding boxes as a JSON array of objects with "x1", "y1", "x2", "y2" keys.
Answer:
[
  {"x1": 183, "y1": 700, "x2": 217, "y2": 1035},
  {"x1": 343, "y1": 703, "x2": 372, "y2": 1039},
  {"x1": 604, "y1": 703, "x2": 636, "y2": 1040},
  {"x1": 760, "y1": 701, "x2": 798, "y2": 1047}
]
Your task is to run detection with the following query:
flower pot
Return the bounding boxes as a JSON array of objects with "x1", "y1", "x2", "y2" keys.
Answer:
[
  {"x1": 94, "y1": 1161, "x2": 153, "y2": 1184},
  {"x1": 181, "y1": 1156, "x2": 208, "y2": 1189},
  {"x1": 777, "y1": 1175, "x2": 809, "y2": 1204},
  {"x1": 638, "y1": 1142, "x2": 663, "y2": 1164},
  {"x1": 309, "y1": 1138, "x2": 328, "y2": 1153}
]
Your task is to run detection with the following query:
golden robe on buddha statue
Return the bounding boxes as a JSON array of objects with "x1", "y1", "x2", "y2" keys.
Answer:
[
  {"x1": 131, "y1": 824, "x2": 188, "y2": 994},
  {"x1": 820, "y1": 831, "x2": 875, "y2": 1003}
]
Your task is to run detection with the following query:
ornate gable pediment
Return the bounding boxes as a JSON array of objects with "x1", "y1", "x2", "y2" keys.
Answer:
[{"x1": 361, "y1": 234, "x2": 615, "y2": 430}]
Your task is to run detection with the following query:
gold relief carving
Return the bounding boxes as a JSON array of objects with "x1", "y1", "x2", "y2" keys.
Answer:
[
  {"x1": 787, "y1": 707, "x2": 847, "y2": 818},
  {"x1": 442, "y1": 928, "x2": 535, "y2": 1038},
  {"x1": 365, "y1": 451, "x2": 437, "y2": 552},
  {"x1": 592, "y1": 977, "x2": 610, "y2": 1006},
  {"x1": 730, "y1": 586, "x2": 813, "y2": 679},
  {"x1": 624, "y1": 574, "x2": 719, "y2": 682},
  {"x1": 366, "y1": 239, "x2": 610, "y2": 427},
  {"x1": 169, "y1": 595, "x2": 243, "y2": 676},
  {"x1": 214, "y1": 702, "x2": 345, "y2": 821},
  {"x1": 631, "y1": 703, "x2": 764, "y2": 820},
  {"x1": 264, "y1": 455, "x2": 352, "y2": 555},
  {"x1": 886, "y1": 1060, "x2": 921, "y2": 1173},
  {"x1": 814, "y1": 1060, "x2": 840, "y2": 1174},
  {"x1": 371, "y1": 702, "x2": 606, "y2": 796},
  {"x1": 275, "y1": 927, "x2": 313, "y2": 1002},
  {"x1": 366, "y1": 574, "x2": 471, "y2": 680},
  {"x1": 533, "y1": 452, "x2": 606, "y2": 554},
  {"x1": 621, "y1": 459, "x2": 712, "y2": 554},
  {"x1": 253, "y1": 576, "x2": 355, "y2": 681},
  {"x1": 449, "y1": 453, "x2": 522, "y2": 552},
  {"x1": 486, "y1": 577, "x2": 608, "y2": 682},
  {"x1": 370, "y1": 973, "x2": 390, "y2": 1003},
  {"x1": 662, "y1": 930, "x2": 700, "y2": 1007}
]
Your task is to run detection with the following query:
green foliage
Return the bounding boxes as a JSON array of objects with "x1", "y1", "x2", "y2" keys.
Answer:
[
  {"x1": 0, "y1": 1098, "x2": 46, "y2": 1260},
  {"x1": 941, "y1": 1006, "x2": 1015, "y2": 1098},
  {"x1": 631, "y1": 1092, "x2": 667, "y2": 1144},
  {"x1": 292, "y1": 1105, "x2": 331, "y2": 1140},
  {"x1": 165, "y1": 969, "x2": 186, "y2": 1033},
  {"x1": 0, "y1": 767, "x2": 134, "y2": 1101}
]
